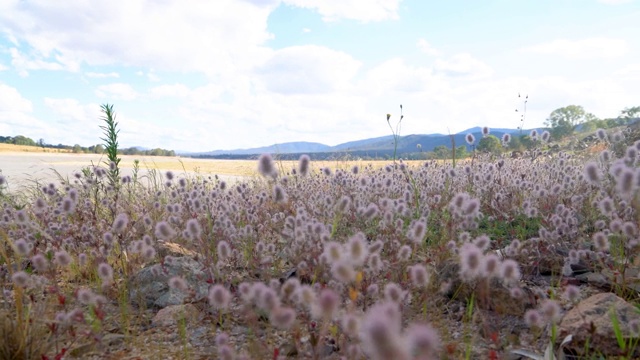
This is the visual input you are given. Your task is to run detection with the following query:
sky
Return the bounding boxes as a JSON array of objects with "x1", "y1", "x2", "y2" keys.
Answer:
[{"x1": 0, "y1": 0, "x2": 639, "y2": 153}]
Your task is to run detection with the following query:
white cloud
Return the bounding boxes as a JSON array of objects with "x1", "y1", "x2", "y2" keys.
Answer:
[
  {"x1": 9, "y1": 48, "x2": 65, "y2": 76},
  {"x1": 0, "y1": 63, "x2": 7, "y2": 71},
  {"x1": 0, "y1": 83, "x2": 33, "y2": 113},
  {"x1": 283, "y1": 0, "x2": 401, "y2": 22},
  {"x1": 95, "y1": 83, "x2": 139, "y2": 101},
  {"x1": 149, "y1": 84, "x2": 191, "y2": 98},
  {"x1": 256, "y1": 45, "x2": 361, "y2": 94},
  {"x1": 522, "y1": 37, "x2": 629, "y2": 59},
  {"x1": 416, "y1": 39, "x2": 440, "y2": 56},
  {"x1": 0, "y1": 0, "x2": 277, "y2": 77},
  {"x1": 597, "y1": 0, "x2": 633, "y2": 4},
  {"x1": 85, "y1": 71, "x2": 119, "y2": 78},
  {"x1": 434, "y1": 53, "x2": 493, "y2": 79},
  {"x1": 302, "y1": 28, "x2": 311, "y2": 33}
]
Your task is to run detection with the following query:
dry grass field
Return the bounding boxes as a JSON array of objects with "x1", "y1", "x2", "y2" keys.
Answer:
[{"x1": 0, "y1": 143, "x2": 71, "y2": 153}]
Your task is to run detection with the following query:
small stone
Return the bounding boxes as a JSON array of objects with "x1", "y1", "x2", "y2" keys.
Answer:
[
  {"x1": 152, "y1": 304, "x2": 201, "y2": 327},
  {"x1": 558, "y1": 292, "x2": 640, "y2": 357}
]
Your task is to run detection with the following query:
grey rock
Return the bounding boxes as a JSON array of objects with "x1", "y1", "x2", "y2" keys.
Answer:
[
  {"x1": 558, "y1": 292, "x2": 640, "y2": 357},
  {"x1": 129, "y1": 256, "x2": 210, "y2": 309}
]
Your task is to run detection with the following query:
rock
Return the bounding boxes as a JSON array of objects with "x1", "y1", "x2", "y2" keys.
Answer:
[
  {"x1": 558, "y1": 292, "x2": 640, "y2": 357},
  {"x1": 129, "y1": 256, "x2": 210, "y2": 309},
  {"x1": 437, "y1": 260, "x2": 536, "y2": 316},
  {"x1": 156, "y1": 241, "x2": 198, "y2": 259},
  {"x1": 151, "y1": 304, "x2": 202, "y2": 327}
]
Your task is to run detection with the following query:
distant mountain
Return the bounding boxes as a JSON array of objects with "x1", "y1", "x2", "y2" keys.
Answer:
[
  {"x1": 181, "y1": 126, "x2": 541, "y2": 158},
  {"x1": 189, "y1": 141, "x2": 331, "y2": 156}
]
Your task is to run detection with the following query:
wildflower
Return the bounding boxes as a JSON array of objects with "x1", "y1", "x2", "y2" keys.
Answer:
[
  {"x1": 367, "y1": 253, "x2": 383, "y2": 272},
  {"x1": 217, "y1": 240, "x2": 231, "y2": 260},
  {"x1": 14, "y1": 210, "x2": 28, "y2": 224},
  {"x1": 484, "y1": 253, "x2": 501, "y2": 278},
  {"x1": 363, "y1": 203, "x2": 379, "y2": 220},
  {"x1": 473, "y1": 235, "x2": 491, "y2": 251},
  {"x1": 30, "y1": 253, "x2": 48, "y2": 272},
  {"x1": 112, "y1": 213, "x2": 128, "y2": 233},
  {"x1": 165, "y1": 171, "x2": 174, "y2": 181},
  {"x1": 323, "y1": 241, "x2": 342, "y2": 264},
  {"x1": 61, "y1": 197, "x2": 75, "y2": 214},
  {"x1": 312, "y1": 288, "x2": 339, "y2": 319},
  {"x1": 258, "y1": 287, "x2": 280, "y2": 312},
  {"x1": 273, "y1": 184, "x2": 287, "y2": 203},
  {"x1": 11, "y1": 271, "x2": 30, "y2": 287},
  {"x1": 155, "y1": 221, "x2": 176, "y2": 240},
  {"x1": 541, "y1": 130, "x2": 551, "y2": 142},
  {"x1": 384, "y1": 282, "x2": 405, "y2": 304},
  {"x1": 524, "y1": 309, "x2": 543, "y2": 328},
  {"x1": 360, "y1": 302, "x2": 407, "y2": 360},
  {"x1": 617, "y1": 168, "x2": 636, "y2": 195},
  {"x1": 540, "y1": 299, "x2": 562, "y2": 323},
  {"x1": 331, "y1": 260, "x2": 356, "y2": 283},
  {"x1": 298, "y1": 155, "x2": 310, "y2": 176},
  {"x1": 14, "y1": 238, "x2": 29, "y2": 256},
  {"x1": 337, "y1": 313, "x2": 359, "y2": 337},
  {"x1": 563, "y1": 285, "x2": 580, "y2": 303},
  {"x1": 55, "y1": 250, "x2": 73, "y2": 267},
  {"x1": 98, "y1": 263, "x2": 113, "y2": 282},
  {"x1": 347, "y1": 232, "x2": 368, "y2": 266},
  {"x1": 593, "y1": 231, "x2": 609, "y2": 251},
  {"x1": 530, "y1": 129, "x2": 538, "y2": 139},
  {"x1": 258, "y1": 153, "x2": 276, "y2": 177},
  {"x1": 406, "y1": 323, "x2": 440, "y2": 359},
  {"x1": 336, "y1": 195, "x2": 351, "y2": 212},
  {"x1": 408, "y1": 264, "x2": 430, "y2": 288},
  {"x1": 77, "y1": 288, "x2": 96, "y2": 305},
  {"x1": 270, "y1": 306, "x2": 296, "y2": 329},
  {"x1": 397, "y1": 245, "x2": 412, "y2": 261},
  {"x1": 408, "y1": 219, "x2": 427, "y2": 244},
  {"x1": 500, "y1": 259, "x2": 521, "y2": 284},
  {"x1": 168, "y1": 276, "x2": 188, "y2": 291},
  {"x1": 185, "y1": 218, "x2": 202, "y2": 239},
  {"x1": 465, "y1": 133, "x2": 475, "y2": 145},
  {"x1": 459, "y1": 243, "x2": 485, "y2": 281},
  {"x1": 502, "y1": 133, "x2": 511, "y2": 145},
  {"x1": 482, "y1": 126, "x2": 490, "y2": 137},
  {"x1": 584, "y1": 162, "x2": 601, "y2": 184},
  {"x1": 596, "y1": 128, "x2": 607, "y2": 141},
  {"x1": 209, "y1": 285, "x2": 232, "y2": 310}
]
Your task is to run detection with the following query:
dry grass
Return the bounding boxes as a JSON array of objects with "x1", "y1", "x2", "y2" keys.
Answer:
[{"x1": 0, "y1": 144, "x2": 71, "y2": 153}]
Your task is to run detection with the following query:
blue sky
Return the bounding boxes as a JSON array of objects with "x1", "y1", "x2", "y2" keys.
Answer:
[{"x1": 0, "y1": 0, "x2": 638, "y2": 152}]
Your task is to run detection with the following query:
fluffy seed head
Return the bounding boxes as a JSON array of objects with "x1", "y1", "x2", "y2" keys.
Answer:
[
  {"x1": 540, "y1": 299, "x2": 562, "y2": 323},
  {"x1": 155, "y1": 221, "x2": 176, "y2": 240},
  {"x1": 11, "y1": 271, "x2": 30, "y2": 287},
  {"x1": 209, "y1": 285, "x2": 232, "y2": 310},
  {"x1": 593, "y1": 231, "x2": 609, "y2": 251},
  {"x1": 55, "y1": 250, "x2": 73, "y2": 267},
  {"x1": 459, "y1": 243, "x2": 485, "y2": 281},
  {"x1": 347, "y1": 232, "x2": 368, "y2": 266},
  {"x1": 270, "y1": 306, "x2": 296, "y2": 329},
  {"x1": 217, "y1": 241, "x2": 231, "y2": 260},
  {"x1": 584, "y1": 162, "x2": 601, "y2": 184},
  {"x1": 500, "y1": 259, "x2": 521, "y2": 284},
  {"x1": 331, "y1": 260, "x2": 356, "y2": 283},
  {"x1": 258, "y1": 153, "x2": 277, "y2": 177},
  {"x1": 313, "y1": 288, "x2": 339, "y2": 319},
  {"x1": 14, "y1": 238, "x2": 29, "y2": 256},
  {"x1": 185, "y1": 218, "x2": 202, "y2": 239},
  {"x1": 98, "y1": 263, "x2": 113, "y2": 281},
  {"x1": 298, "y1": 155, "x2": 310, "y2": 176},
  {"x1": 465, "y1": 133, "x2": 475, "y2": 145},
  {"x1": 524, "y1": 309, "x2": 543, "y2": 328},
  {"x1": 406, "y1": 323, "x2": 441, "y2": 358},
  {"x1": 563, "y1": 285, "x2": 580, "y2": 303},
  {"x1": 408, "y1": 264, "x2": 430, "y2": 288},
  {"x1": 168, "y1": 276, "x2": 188, "y2": 291},
  {"x1": 112, "y1": 213, "x2": 129, "y2": 233}
]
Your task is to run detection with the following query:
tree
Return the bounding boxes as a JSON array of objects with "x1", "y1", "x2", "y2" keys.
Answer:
[
  {"x1": 620, "y1": 106, "x2": 640, "y2": 120},
  {"x1": 432, "y1": 145, "x2": 450, "y2": 159},
  {"x1": 476, "y1": 135, "x2": 502, "y2": 155},
  {"x1": 72, "y1": 144, "x2": 83, "y2": 153},
  {"x1": 544, "y1": 105, "x2": 594, "y2": 139}
]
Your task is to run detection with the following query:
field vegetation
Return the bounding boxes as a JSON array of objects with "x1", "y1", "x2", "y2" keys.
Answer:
[{"x1": 1, "y1": 106, "x2": 640, "y2": 359}]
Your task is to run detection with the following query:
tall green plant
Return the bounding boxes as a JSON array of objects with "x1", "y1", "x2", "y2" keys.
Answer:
[
  {"x1": 386, "y1": 104, "x2": 404, "y2": 163},
  {"x1": 99, "y1": 104, "x2": 121, "y2": 189}
]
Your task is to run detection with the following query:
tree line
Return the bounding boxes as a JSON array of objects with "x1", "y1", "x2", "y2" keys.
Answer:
[{"x1": 0, "y1": 135, "x2": 175, "y2": 157}]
